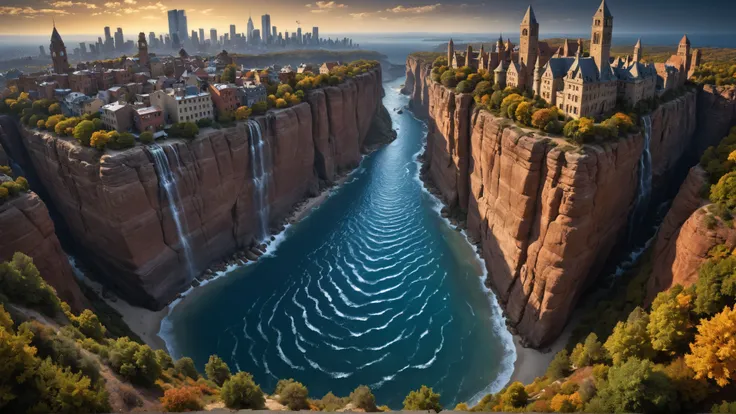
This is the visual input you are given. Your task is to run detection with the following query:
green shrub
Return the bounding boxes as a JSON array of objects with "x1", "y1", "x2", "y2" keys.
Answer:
[
  {"x1": 174, "y1": 357, "x2": 199, "y2": 379},
  {"x1": 440, "y1": 70, "x2": 458, "y2": 88},
  {"x1": 155, "y1": 349, "x2": 173, "y2": 370},
  {"x1": 139, "y1": 131, "x2": 154, "y2": 144},
  {"x1": 710, "y1": 171, "x2": 736, "y2": 209},
  {"x1": 0, "y1": 187, "x2": 8, "y2": 202},
  {"x1": 547, "y1": 349, "x2": 571, "y2": 380},
  {"x1": 73, "y1": 309, "x2": 106, "y2": 341},
  {"x1": 168, "y1": 122, "x2": 199, "y2": 140},
  {"x1": 73, "y1": 120, "x2": 97, "y2": 147},
  {"x1": 277, "y1": 379, "x2": 309, "y2": 410},
  {"x1": 108, "y1": 337, "x2": 162, "y2": 386},
  {"x1": 15, "y1": 176, "x2": 29, "y2": 191},
  {"x1": 455, "y1": 80, "x2": 473, "y2": 94},
  {"x1": 350, "y1": 385, "x2": 377, "y2": 412},
  {"x1": 0, "y1": 252, "x2": 61, "y2": 315},
  {"x1": 221, "y1": 372, "x2": 266, "y2": 409},
  {"x1": 1, "y1": 180, "x2": 21, "y2": 196},
  {"x1": 403, "y1": 385, "x2": 442, "y2": 412},
  {"x1": 204, "y1": 354, "x2": 230, "y2": 386},
  {"x1": 314, "y1": 391, "x2": 349, "y2": 411}
]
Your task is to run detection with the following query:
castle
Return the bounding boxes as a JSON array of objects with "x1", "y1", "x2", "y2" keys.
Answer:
[{"x1": 447, "y1": 0, "x2": 701, "y2": 119}]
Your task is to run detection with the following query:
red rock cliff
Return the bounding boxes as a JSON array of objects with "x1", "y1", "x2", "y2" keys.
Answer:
[
  {"x1": 406, "y1": 55, "x2": 700, "y2": 347},
  {"x1": 12, "y1": 68, "x2": 389, "y2": 309}
]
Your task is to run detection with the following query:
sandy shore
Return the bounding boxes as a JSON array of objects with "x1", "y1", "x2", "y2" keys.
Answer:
[{"x1": 507, "y1": 316, "x2": 576, "y2": 385}]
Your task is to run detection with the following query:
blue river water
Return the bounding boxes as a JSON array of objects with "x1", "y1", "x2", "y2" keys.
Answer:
[{"x1": 160, "y1": 77, "x2": 515, "y2": 408}]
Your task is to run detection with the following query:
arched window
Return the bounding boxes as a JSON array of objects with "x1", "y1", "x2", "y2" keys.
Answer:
[
  {"x1": 52, "y1": 52, "x2": 57, "y2": 57},
  {"x1": 595, "y1": 19, "x2": 600, "y2": 26},
  {"x1": 522, "y1": 28, "x2": 528, "y2": 36},
  {"x1": 593, "y1": 33, "x2": 601, "y2": 44}
]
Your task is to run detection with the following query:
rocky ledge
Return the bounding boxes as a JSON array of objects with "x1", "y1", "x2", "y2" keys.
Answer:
[{"x1": 4, "y1": 67, "x2": 394, "y2": 309}]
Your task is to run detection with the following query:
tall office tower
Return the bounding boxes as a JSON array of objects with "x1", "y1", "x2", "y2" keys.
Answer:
[
  {"x1": 114, "y1": 28, "x2": 124, "y2": 50},
  {"x1": 261, "y1": 14, "x2": 271, "y2": 44},
  {"x1": 210, "y1": 29, "x2": 218, "y2": 45},
  {"x1": 79, "y1": 42, "x2": 86, "y2": 57},
  {"x1": 247, "y1": 15, "x2": 255, "y2": 40},
  {"x1": 199, "y1": 28, "x2": 205, "y2": 44},
  {"x1": 104, "y1": 26, "x2": 111, "y2": 41},
  {"x1": 297, "y1": 27, "x2": 302, "y2": 44},
  {"x1": 224, "y1": 34, "x2": 229, "y2": 45},
  {"x1": 272, "y1": 26, "x2": 277, "y2": 43},
  {"x1": 171, "y1": 33, "x2": 180, "y2": 49},
  {"x1": 177, "y1": 10, "x2": 188, "y2": 41},
  {"x1": 251, "y1": 29, "x2": 261, "y2": 44},
  {"x1": 230, "y1": 25, "x2": 236, "y2": 44},
  {"x1": 167, "y1": 10, "x2": 178, "y2": 40},
  {"x1": 191, "y1": 30, "x2": 198, "y2": 46},
  {"x1": 312, "y1": 27, "x2": 319, "y2": 45},
  {"x1": 39, "y1": 45, "x2": 46, "y2": 56},
  {"x1": 149, "y1": 32, "x2": 155, "y2": 47}
]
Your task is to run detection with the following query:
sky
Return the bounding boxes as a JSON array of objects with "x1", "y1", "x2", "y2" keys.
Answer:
[{"x1": 0, "y1": 0, "x2": 733, "y2": 38}]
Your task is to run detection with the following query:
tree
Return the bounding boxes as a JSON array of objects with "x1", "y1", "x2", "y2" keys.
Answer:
[
  {"x1": 204, "y1": 354, "x2": 230, "y2": 386},
  {"x1": 174, "y1": 357, "x2": 199, "y2": 380},
  {"x1": 277, "y1": 379, "x2": 309, "y2": 410},
  {"x1": 489, "y1": 90, "x2": 504, "y2": 109},
  {"x1": 499, "y1": 94, "x2": 523, "y2": 119},
  {"x1": 710, "y1": 171, "x2": 736, "y2": 209},
  {"x1": 168, "y1": 122, "x2": 199, "y2": 140},
  {"x1": 251, "y1": 101, "x2": 268, "y2": 115},
  {"x1": 695, "y1": 256, "x2": 736, "y2": 316},
  {"x1": 275, "y1": 98, "x2": 288, "y2": 109},
  {"x1": 73, "y1": 120, "x2": 96, "y2": 146},
  {"x1": 350, "y1": 385, "x2": 377, "y2": 412},
  {"x1": 48, "y1": 103, "x2": 61, "y2": 115},
  {"x1": 220, "y1": 372, "x2": 266, "y2": 409},
  {"x1": 660, "y1": 357, "x2": 709, "y2": 410},
  {"x1": 235, "y1": 106, "x2": 252, "y2": 121},
  {"x1": 532, "y1": 108, "x2": 558, "y2": 130},
  {"x1": 221, "y1": 64, "x2": 237, "y2": 83},
  {"x1": 591, "y1": 358, "x2": 677, "y2": 413},
  {"x1": 546, "y1": 349, "x2": 571, "y2": 380},
  {"x1": 403, "y1": 385, "x2": 442, "y2": 412},
  {"x1": 604, "y1": 307, "x2": 655, "y2": 365},
  {"x1": 685, "y1": 305, "x2": 736, "y2": 387},
  {"x1": 90, "y1": 131, "x2": 111, "y2": 151},
  {"x1": 0, "y1": 252, "x2": 61, "y2": 315},
  {"x1": 648, "y1": 288, "x2": 693, "y2": 355},
  {"x1": 160, "y1": 386, "x2": 204, "y2": 412},
  {"x1": 514, "y1": 101, "x2": 533, "y2": 125},
  {"x1": 108, "y1": 337, "x2": 162, "y2": 386},
  {"x1": 499, "y1": 382, "x2": 528, "y2": 409},
  {"x1": 440, "y1": 70, "x2": 458, "y2": 88},
  {"x1": 571, "y1": 333, "x2": 606, "y2": 368},
  {"x1": 455, "y1": 80, "x2": 473, "y2": 94},
  {"x1": 155, "y1": 349, "x2": 173, "y2": 370},
  {"x1": 139, "y1": 131, "x2": 154, "y2": 144},
  {"x1": 74, "y1": 309, "x2": 106, "y2": 341}
]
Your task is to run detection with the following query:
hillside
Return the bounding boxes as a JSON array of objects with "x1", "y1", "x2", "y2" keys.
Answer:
[{"x1": 230, "y1": 49, "x2": 389, "y2": 68}]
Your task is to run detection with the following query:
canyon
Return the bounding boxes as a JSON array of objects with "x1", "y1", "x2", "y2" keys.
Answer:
[
  {"x1": 0, "y1": 67, "x2": 394, "y2": 310},
  {"x1": 403, "y1": 55, "x2": 736, "y2": 348}
]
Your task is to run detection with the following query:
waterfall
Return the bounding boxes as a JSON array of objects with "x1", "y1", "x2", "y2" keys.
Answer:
[
  {"x1": 247, "y1": 120, "x2": 271, "y2": 241},
  {"x1": 149, "y1": 144, "x2": 196, "y2": 277},
  {"x1": 628, "y1": 115, "x2": 653, "y2": 240}
]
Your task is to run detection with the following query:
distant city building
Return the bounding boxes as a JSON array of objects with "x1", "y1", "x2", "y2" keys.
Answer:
[
  {"x1": 168, "y1": 9, "x2": 189, "y2": 44},
  {"x1": 210, "y1": 29, "x2": 218, "y2": 45},
  {"x1": 138, "y1": 32, "x2": 149, "y2": 70},
  {"x1": 39, "y1": 45, "x2": 46, "y2": 57},
  {"x1": 114, "y1": 28, "x2": 124, "y2": 51},
  {"x1": 247, "y1": 15, "x2": 255, "y2": 41},
  {"x1": 199, "y1": 29, "x2": 205, "y2": 44},
  {"x1": 312, "y1": 27, "x2": 319, "y2": 45},
  {"x1": 261, "y1": 14, "x2": 271, "y2": 44}
]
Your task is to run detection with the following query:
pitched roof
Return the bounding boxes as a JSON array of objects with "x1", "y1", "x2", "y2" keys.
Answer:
[
  {"x1": 522, "y1": 5, "x2": 537, "y2": 25},
  {"x1": 569, "y1": 57, "x2": 602, "y2": 83},
  {"x1": 596, "y1": 0, "x2": 613, "y2": 18},
  {"x1": 544, "y1": 57, "x2": 575, "y2": 78},
  {"x1": 51, "y1": 26, "x2": 63, "y2": 43},
  {"x1": 680, "y1": 34, "x2": 690, "y2": 46}
]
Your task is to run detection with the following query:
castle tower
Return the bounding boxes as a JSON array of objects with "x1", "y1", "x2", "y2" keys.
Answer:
[
  {"x1": 50, "y1": 23, "x2": 69, "y2": 74},
  {"x1": 577, "y1": 38, "x2": 584, "y2": 57},
  {"x1": 590, "y1": 0, "x2": 613, "y2": 71},
  {"x1": 678, "y1": 34, "x2": 692, "y2": 72},
  {"x1": 496, "y1": 34, "x2": 506, "y2": 63},
  {"x1": 519, "y1": 5, "x2": 539, "y2": 69},
  {"x1": 465, "y1": 44, "x2": 473, "y2": 67},
  {"x1": 138, "y1": 32, "x2": 150, "y2": 69},
  {"x1": 533, "y1": 55, "x2": 543, "y2": 97},
  {"x1": 633, "y1": 38, "x2": 642, "y2": 62},
  {"x1": 447, "y1": 38, "x2": 455, "y2": 67}
]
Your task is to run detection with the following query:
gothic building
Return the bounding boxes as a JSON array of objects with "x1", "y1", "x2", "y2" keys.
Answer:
[
  {"x1": 138, "y1": 32, "x2": 150, "y2": 70},
  {"x1": 50, "y1": 24, "x2": 69, "y2": 75},
  {"x1": 448, "y1": 0, "x2": 698, "y2": 119}
]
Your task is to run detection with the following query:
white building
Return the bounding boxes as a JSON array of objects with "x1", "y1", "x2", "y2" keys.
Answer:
[{"x1": 149, "y1": 88, "x2": 214, "y2": 124}]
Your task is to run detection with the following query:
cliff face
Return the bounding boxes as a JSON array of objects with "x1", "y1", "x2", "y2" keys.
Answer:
[
  {"x1": 9, "y1": 68, "x2": 389, "y2": 309},
  {"x1": 406, "y1": 55, "x2": 700, "y2": 347},
  {"x1": 402, "y1": 56, "x2": 433, "y2": 118},
  {"x1": 695, "y1": 85, "x2": 736, "y2": 154},
  {"x1": 0, "y1": 191, "x2": 85, "y2": 311}
]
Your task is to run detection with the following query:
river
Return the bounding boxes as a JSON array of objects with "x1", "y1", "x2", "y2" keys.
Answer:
[{"x1": 160, "y1": 77, "x2": 515, "y2": 408}]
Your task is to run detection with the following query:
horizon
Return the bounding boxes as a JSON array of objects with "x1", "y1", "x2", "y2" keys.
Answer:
[{"x1": 0, "y1": 0, "x2": 733, "y2": 38}]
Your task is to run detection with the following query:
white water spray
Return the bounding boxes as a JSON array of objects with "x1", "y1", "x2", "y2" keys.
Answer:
[
  {"x1": 247, "y1": 120, "x2": 271, "y2": 241},
  {"x1": 628, "y1": 115, "x2": 653, "y2": 240},
  {"x1": 149, "y1": 144, "x2": 195, "y2": 277}
]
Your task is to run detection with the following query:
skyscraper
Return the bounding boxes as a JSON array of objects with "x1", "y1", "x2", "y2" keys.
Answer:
[
  {"x1": 167, "y1": 10, "x2": 178, "y2": 40},
  {"x1": 199, "y1": 28, "x2": 205, "y2": 44},
  {"x1": 312, "y1": 27, "x2": 319, "y2": 45},
  {"x1": 230, "y1": 25, "x2": 236, "y2": 45},
  {"x1": 210, "y1": 29, "x2": 217, "y2": 45},
  {"x1": 272, "y1": 26, "x2": 277, "y2": 44},
  {"x1": 261, "y1": 14, "x2": 271, "y2": 44},
  {"x1": 149, "y1": 32, "x2": 155, "y2": 47},
  {"x1": 168, "y1": 10, "x2": 189, "y2": 43},
  {"x1": 297, "y1": 27, "x2": 302, "y2": 44},
  {"x1": 247, "y1": 15, "x2": 255, "y2": 41},
  {"x1": 114, "y1": 28, "x2": 124, "y2": 50}
]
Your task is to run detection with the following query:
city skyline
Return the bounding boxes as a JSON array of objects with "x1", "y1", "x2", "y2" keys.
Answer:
[{"x1": 0, "y1": 0, "x2": 733, "y2": 37}]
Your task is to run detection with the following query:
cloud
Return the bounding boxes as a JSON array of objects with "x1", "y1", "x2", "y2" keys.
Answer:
[
  {"x1": 350, "y1": 11, "x2": 381, "y2": 19},
  {"x1": 200, "y1": 8, "x2": 213, "y2": 14},
  {"x1": 49, "y1": 1, "x2": 98, "y2": 8},
  {"x1": 305, "y1": 3, "x2": 312, "y2": 7},
  {"x1": 386, "y1": 3, "x2": 441, "y2": 13},
  {"x1": 0, "y1": 6, "x2": 70, "y2": 16},
  {"x1": 124, "y1": 0, "x2": 137, "y2": 3},
  {"x1": 315, "y1": 1, "x2": 346, "y2": 8},
  {"x1": 104, "y1": 2, "x2": 120, "y2": 7},
  {"x1": 139, "y1": 2, "x2": 167, "y2": 11},
  {"x1": 142, "y1": 15, "x2": 158, "y2": 19},
  {"x1": 121, "y1": 7, "x2": 138, "y2": 13}
]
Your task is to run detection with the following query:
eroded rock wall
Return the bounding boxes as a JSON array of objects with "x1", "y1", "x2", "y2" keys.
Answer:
[
  {"x1": 11, "y1": 69, "x2": 388, "y2": 309},
  {"x1": 695, "y1": 85, "x2": 736, "y2": 154},
  {"x1": 406, "y1": 55, "x2": 701, "y2": 347}
]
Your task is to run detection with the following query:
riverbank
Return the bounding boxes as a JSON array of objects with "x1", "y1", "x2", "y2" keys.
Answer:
[{"x1": 508, "y1": 317, "x2": 575, "y2": 385}]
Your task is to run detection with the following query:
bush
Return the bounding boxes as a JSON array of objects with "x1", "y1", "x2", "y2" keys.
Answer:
[
  {"x1": 168, "y1": 122, "x2": 199, "y2": 140},
  {"x1": 547, "y1": 349, "x2": 571, "y2": 380},
  {"x1": 221, "y1": 372, "x2": 266, "y2": 409},
  {"x1": 532, "y1": 108, "x2": 559, "y2": 130},
  {"x1": 455, "y1": 80, "x2": 473, "y2": 94},
  {"x1": 196, "y1": 118, "x2": 213, "y2": 128},
  {"x1": 0, "y1": 187, "x2": 8, "y2": 202},
  {"x1": 160, "y1": 386, "x2": 204, "y2": 412},
  {"x1": 514, "y1": 101, "x2": 533, "y2": 125},
  {"x1": 73, "y1": 120, "x2": 96, "y2": 146},
  {"x1": 710, "y1": 171, "x2": 736, "y2": 209},
  {"x1": 251, "y1": 101, "x2": 268, "y2": 115},
  {"x1": 403, "y1": 385, "x2": 442, "y2": 412},
  {"x1": 204, "y1": 354, "x2": 230, "y2": 386},
  {"x1": 48, "y1": 103, "x2": 61, "y2": 115},
  {"x1": 350, "y1": 385, "x2": 377, "y2": 412},
  {"x1": 275, "y1": 98, "x2": 288, "y2": 109},
  {"x1": 277, "y1": 379, "x2": 309, "y2": 410},
  {"x1": 0, "y1": 252, "x2": 61, "y2": 315},
  {"x1": 440, "y1": 70, "x2": 458, "y2": 88},
  {"x1": 108, "y1": 337, "x2": 162, "y2": 386},
  {"x1": 1, "y1": 180, "x2": 21, "y2": 196},
  {"x1": 563, "y1": 117, "x2": 596, "y2": 145},
  {"x1": 90, "y1": 131, "x2": 111, "y2": 150},
  {"x1": 174, "y1": 357, "x2": 199, "y2": 380},
  {"x1": 235, "y1": 106, "x2": 252, "y2": 121},
  {"x1": 590, "y1": 358, "x2": 677, "y2": 413},
  {"x1": 15, "y1": 176, "x2": 29, "y2": 191},
  {"x1": 73, "y1": 309, "x2": 106, "y2": 341},
  {"x1": 139, "y1": 131, "x2": 154, "y2": 144},
  {"x1": 156, "y1": 349, "x2": 174, "y2": 370}
]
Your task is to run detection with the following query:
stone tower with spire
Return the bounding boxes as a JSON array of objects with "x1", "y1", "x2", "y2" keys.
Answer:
[
  {"x1": 633, "y1": 38, "x2": 642, "y2": 62},
  {"x1": 519, "y1": 5, "x2": 539, "y2": 69},
  {"x1": 447, "y1": 38, "x2": 455, "y2": 66},
  {"x1": 533, "y1": 56, "x2": 543, "y2": 97},
  {"x1": 138, "y1": 32, "x2": 149, "y2": 69},
  {"x1": 50, "y1": 23, "x2": 69, "y2": 74},
  {"x1": 590, "y1": 0, "x2": 613, "y2": 72},
  {"x1": 677, "y1": 34, "x2": 692, "y2": 72}
]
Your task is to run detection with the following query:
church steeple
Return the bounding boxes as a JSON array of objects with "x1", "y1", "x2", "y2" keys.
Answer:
[
  {"x1": 447, "y1": 38, "x2": 455, "y2": 67},
  {"x1": 519, "y1": 5, "x2": 539, "y2": 69},
  {"x1": 633, "y1": 38, "x2": 642, "y2": 62},
  {"x1": 138, "y1": 32, "x2": 149, "y2": 69},
  {"x1": 50, "y1": 24, "x2": 69, "y2": 74},
  {"x1": 590, "y1": 0, "x2": 613, "y2": 71}
]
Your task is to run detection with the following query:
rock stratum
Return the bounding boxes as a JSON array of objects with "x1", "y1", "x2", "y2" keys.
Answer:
[
  {"x1": 404, "y1": 55, "x2": 734, "y2": 347},
  {"x1": 3, "y1": 68, "x2": 392, "y2": 309}
]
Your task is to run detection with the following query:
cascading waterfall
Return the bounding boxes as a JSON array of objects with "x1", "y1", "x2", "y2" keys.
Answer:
[
  {"x1": 247, "y1": 119, "x2": 271, "y2": 241},
  {"x1": 150, "y1": 144, "x2": 196, "y2": 278},
  {"x1": 628, "y1": 115, "x2": 653, "y2": 241}
]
